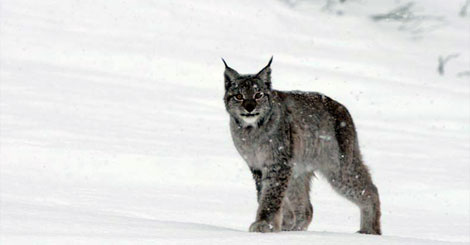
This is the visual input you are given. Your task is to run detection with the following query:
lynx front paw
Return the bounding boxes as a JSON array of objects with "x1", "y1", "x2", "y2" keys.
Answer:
[{"x1": 249, "y1": 220, "x2": 276, "y2": 233}]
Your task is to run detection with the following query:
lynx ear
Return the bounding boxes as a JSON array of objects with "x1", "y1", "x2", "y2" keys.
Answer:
[
  {"x1": 222, "y1": 58, "x2": 240, "y2": 90},
  {"x1": 256, "y1": 56, "x2": 273, "y2": 89}
]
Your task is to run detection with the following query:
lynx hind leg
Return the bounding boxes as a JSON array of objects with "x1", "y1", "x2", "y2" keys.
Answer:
[
  {"x1": 326, "y1": 102, "x2": 381, "y2": 235},
  {"x1": 282, "y1": 172, "x2": 313, "y2": 231},
  {"x1": 324, "y1": 158, "x2": 381, "y2": 235}
]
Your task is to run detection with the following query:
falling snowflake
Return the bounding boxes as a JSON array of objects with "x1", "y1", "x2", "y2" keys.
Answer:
[{"x1": 319, "y1": 135, "x2": 332, "y2": 141}]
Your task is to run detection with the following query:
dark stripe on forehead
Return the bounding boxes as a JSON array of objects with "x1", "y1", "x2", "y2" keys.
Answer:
[
  {"x1": 239, "y1": 79, "x2": 253, "y2": 89},
  {"x1": 235, "y1": 76, "x2": 263, "y2": 90}
]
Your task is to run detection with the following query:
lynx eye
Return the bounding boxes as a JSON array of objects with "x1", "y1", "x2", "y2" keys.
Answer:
[
  {"x1": 254, "y1": 92, "x2": 264, "y2": 99},
  {"x1": 234, "y1": 94, "x2": 244, "y2": 101}
]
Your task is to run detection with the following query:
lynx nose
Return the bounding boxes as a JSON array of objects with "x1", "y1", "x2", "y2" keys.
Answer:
[{"x1": 243, "y1": 100, "x2": 256, "y2": 112}]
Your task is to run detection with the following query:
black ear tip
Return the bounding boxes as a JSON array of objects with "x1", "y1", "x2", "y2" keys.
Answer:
[
  {"x1": 267, "y1": 56, "x2": 273, "y2": 67},
  {"x1": 221, "y1": 58, "x2": 228, "y2": 68}
]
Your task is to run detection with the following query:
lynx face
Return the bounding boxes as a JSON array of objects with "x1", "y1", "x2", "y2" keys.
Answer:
[
  {"x1": 225, "y1": 76, "x2": 272, "y2": 126},
  {"x1": 223, "y1": 58, "x2": 273, "y2": 127}
]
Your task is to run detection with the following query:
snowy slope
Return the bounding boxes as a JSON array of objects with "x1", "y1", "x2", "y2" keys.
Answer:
[{"x1": 1, "y1": 0, "x2": 469, "y2": 244}]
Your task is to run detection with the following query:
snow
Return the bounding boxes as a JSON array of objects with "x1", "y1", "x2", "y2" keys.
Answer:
[{"x1": 1, "y1": 0, "x2": 469, "y2": 244}]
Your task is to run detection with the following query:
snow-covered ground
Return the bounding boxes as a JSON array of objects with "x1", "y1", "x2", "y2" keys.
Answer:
[{"x1": 1, "y1": 0, "x2": 469, "y2": 244}]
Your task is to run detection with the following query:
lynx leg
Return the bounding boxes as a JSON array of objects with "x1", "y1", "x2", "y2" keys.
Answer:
[
  {"x1": 249, "y1": 162, "x2": 292, "y2": 233},
  {"x1": 250, "y1": 168, "x2": 262, "y2": 202},
  {"x1": 282, "y1": 172, "x2": 313, "y2": 231},
  {"x1": 323, "y1": 103, "x2": 381, "y2": 234},
  {"x1": 323, "y1": 158, "x2": 381, "y2": 235},
  {"x1": 282, "y1": 197, "x2": 312, "y2": 231},
  {"x1": 281, "y1": 198, "x2": 296, "y2": 231},
  {"x1": 292, "y1": 198, "x2": 313, "y2": 231}
]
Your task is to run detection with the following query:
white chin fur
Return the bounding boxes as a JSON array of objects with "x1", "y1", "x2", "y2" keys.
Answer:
[{"x1": 241, "y1": 116, "x2": 259, "y2": 125}]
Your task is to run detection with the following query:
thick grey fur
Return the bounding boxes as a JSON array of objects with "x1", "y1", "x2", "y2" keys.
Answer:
[{"x1": 223, "y1": 57, "x2": 381, "y2": 235}]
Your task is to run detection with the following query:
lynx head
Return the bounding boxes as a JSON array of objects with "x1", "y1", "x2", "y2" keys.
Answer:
[{"x1": 223, "y1": 57, "x2": 274, "y2": 127}]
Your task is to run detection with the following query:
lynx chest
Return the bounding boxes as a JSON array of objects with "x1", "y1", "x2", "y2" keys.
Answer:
[
  {"x1": 231, "y1": 124, "x2": 294, "y2": 171},
  {"x1": 232, "y1": 135, "x2": 273, "y2": 170}
]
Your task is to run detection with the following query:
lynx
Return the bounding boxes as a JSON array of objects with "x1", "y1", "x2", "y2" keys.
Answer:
[{"x1": 223, "y1": 57, "x2": 381, "y2": 235}]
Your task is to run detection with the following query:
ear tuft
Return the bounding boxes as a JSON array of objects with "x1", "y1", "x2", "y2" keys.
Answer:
[
  {"x1": 266, "y1": 56, "x2": 273, "y2": 67},
  {"x1": 221, "y1": 58, "x2": 229, "y2": 68},
  {"x1": 256, "y1": 56, "x2": 273, "y2": 89},
  {"x1": 222, "y1": 58, "x2": 240, "y2": 90}
]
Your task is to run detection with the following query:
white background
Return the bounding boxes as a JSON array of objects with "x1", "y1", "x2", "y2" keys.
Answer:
[{"x1": 1, "y1": 0, "x2": 469, "y2": 244}]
